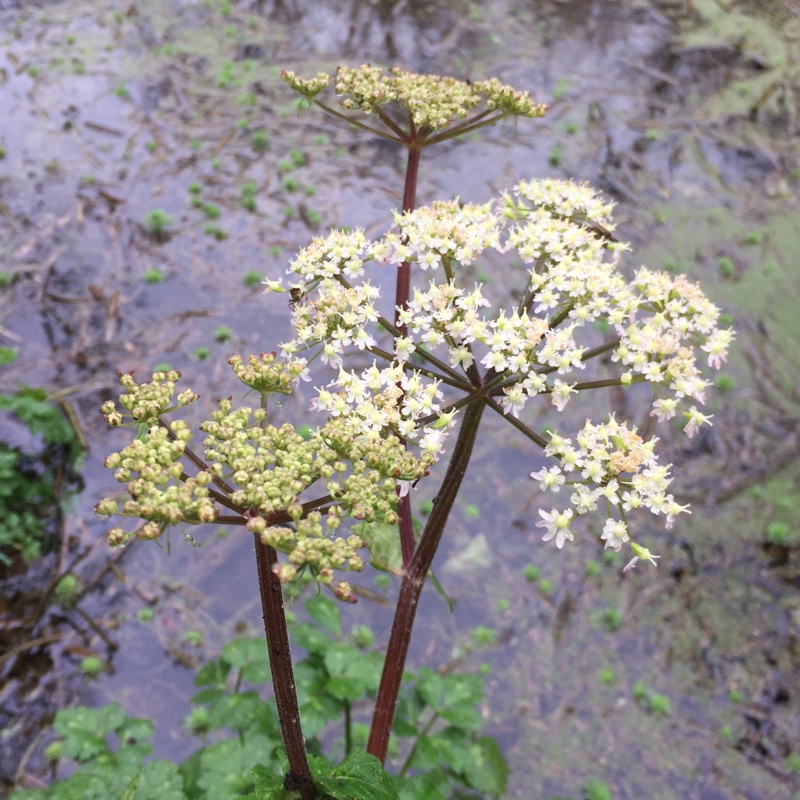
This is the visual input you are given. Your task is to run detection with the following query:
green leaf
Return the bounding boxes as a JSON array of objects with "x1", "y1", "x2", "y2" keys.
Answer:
[
  {"x1": 293, "y1": 622, "x2": 334, "y2": 654},
  {"x1": 427, "y1": 569, "x2": 453, "y2": 613},
  {"x1": 135, "y1": 760, "x2": 186, "y2": 800},
  {"x1": 311, "y1": 750, "x2": 399, "y2": 800},
  {"x1": 251, "y1": 764, "x2": 285, "y2": 799},
  {"x1": 221, "y1": 638, "x2": 270, "y2": 683},
  {"x1": 119, "y1": 770, "x2": 142, "y2": 800},
  {"x1": 353, "y1": 521, "x2": 403, "y2": 574},
  {"x1": 305, "y1": 594, "x2": 341, "y2": 637}
]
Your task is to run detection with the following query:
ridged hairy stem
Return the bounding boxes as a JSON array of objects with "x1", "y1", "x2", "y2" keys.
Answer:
[
  {"x1": 396, "y1": 143, "x2": 422, "y2": 569},
  {"x1": 367, "y1": 398, "x2": 485, "y2": 763},
  {"x1": 254, "y1": 537, "x2": 316, "y2": 799}
]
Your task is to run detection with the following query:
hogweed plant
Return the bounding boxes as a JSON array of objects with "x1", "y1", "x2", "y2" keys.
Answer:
[{"x1": 95, "y1": 65, "x2": 732, "y2": 798}]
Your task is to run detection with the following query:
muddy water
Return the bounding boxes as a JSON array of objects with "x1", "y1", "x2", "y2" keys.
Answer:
[{"x1": 1, "y1": 0, "x2": 799, "y2": 798}]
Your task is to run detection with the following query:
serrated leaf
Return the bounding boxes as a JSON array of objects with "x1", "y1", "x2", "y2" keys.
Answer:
[
  {"x1": 119, "y1": 770, "x2": 141, "y2": 800},
  {"x1": 251, "y1": 764, "x2": 285, "y2": 798},
  {"x1": 311, "y1": 751, "x2": 398, "y2": 800},
  {"x1": 305, "y1": 593, "x2": 341, "y2": 637},
  {"x1": 135, "y1": 760, "x2": 187, "y2": 800},
  {"x1": 293, "y1": 622, "x2": 333, "y2": 654},
  {"x1": 221, "y1": 638, "x2": 270, "y2": 683}
]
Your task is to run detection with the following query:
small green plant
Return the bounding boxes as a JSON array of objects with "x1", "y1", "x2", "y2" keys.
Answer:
[
  {"x1": 765, "y1": 521, "x2": 791, "y2": 546},
  {"x1": 244, "y1": 270, "x2": 263, "y2": 288},
  {"x1": 202, "y1": 203, "x2": 221, "y2": 220},
  {"x1": 27, "y1": 66, "x2": 40, "y2": 78},
  {"x1": 472, "y1": 626, "x2": 496, "y2": 646},
  {"x1": 647, "y1": 692, "x2": 672, "y2": 717},
  {"x1": 145, "y1": 140, "x2": 157, "y2": 153},
  {"x1": 718, "y1": 256, "x2": 735, "y2": 278},
  {"x1": 288, "y1": 148, "x2": 306, "y2": 167},
  {"x1": 743, "y1": 231, "x2": 762, "y2": 245},
  {"x1": 188, "y1": 181, "x2": 203, "y2": 195},
  {"x1": 523, "y1": 564, "x2": 541, "y2": 582},
  {"x1": 728, "y1": 689, "x2": 742, "y2": 703},
  {"x1": 214, "y1": 326, "x2": 232, "y2": 343},
  {"x1": 282, "y1": 176, "x2": 299, "y2": 192},
  {"x1": 538, "y1": 578, "x2": 553, "y2": 595},
  {"x1": 548, "y1": 144, "x2": 562, "y2": 167},
  {"x1": 251, "y1": 130, "x2": 269, "y2": 152},
  {"x1": 585, "y1": 559, "x2": 601, "y2": 577},
  {"x1": 644, "y1": 128, "x2": 660, "y2": 140},
  {"x1": 183, "y1": 629, "x2": 204, "y2": 646},
  {"x1": 0, "y1": 146, "x2": 6, "y2": 159},
  {"x1": 584, "y1": 778, "x2": 613, "y2": 800},
  {"x1": 463, "y1": 503, "x2": 480, "y2": 519},
  {"x1": 565, "y1": 122, "x2": 578, "y2": 135},
  {"x1": 241, "y1": 182, "x2": 257, "y2": 211},
  {"x1": 601, "y1": 607, "x2": 622, "y2": 633},
  {"x1": 204, "y1": 224, "x2": 227, "y2": 240},
  {"x1": 552, "y1": 77, "x2": 569, "y2": 100},
  {"x1": 142, "y1": 267, "x2": 165, "y2": 284},
  {"x1": 79, "y1": 656, "x2": 104, "y2": 678},
  {"x1": 714, "y1": 374, "x2": 734, "y2": 393},
  {"x1": 137, "y1": 607, "x2": 155, "y2": 622},
  {"x1": 305, "y1": 208, "x2": 322, "y2": 226},
  {"x1": 599, "y1": 667, "x2": 616, "y2": 685},
  {"x1": 54, "y1": 574, "x2": 82, "y2": 607},
  {"x1": 194, "y1": 346, "x2": 210, "y2": 361},
  {"x1": 113, "y1": 83, "x2": 129, "y2": 98},
  {"x1": 0, "y1": 346, "x2": 18, "y2": 363},
  {"x1": 142, "y1": 209, "x2": 173, "y2": 241}
]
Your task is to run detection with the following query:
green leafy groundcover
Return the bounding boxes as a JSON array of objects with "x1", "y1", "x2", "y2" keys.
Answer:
[
  {"x1": 0, "y1": 388, "x2": 83, "y2": 565},
  {"x1": 11, "y1": 595, "x2": 508, "y2": 800}
]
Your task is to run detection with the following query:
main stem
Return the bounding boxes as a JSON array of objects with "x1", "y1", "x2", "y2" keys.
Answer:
[
  {"x1": 254, "y1": 537, "x2": 316, "y2": 800},
  {"x1": 396, "y1": 143, "x2": 422, "y2": 569},
  {"x1": 253, "y1": 392, "x2": 315, "y2": 798},
  {"x1": 367, "y1": 397, "x2": 485, "y2": 763}
]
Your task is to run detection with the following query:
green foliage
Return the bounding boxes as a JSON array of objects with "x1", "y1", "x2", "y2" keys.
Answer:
[
  {"x1": 584, "y1": 778, "x2": 613, "y2": 800},
  {"x1": 765, "y1": 521, "x2": 791, "y2": 545},
  {"x1": 244, "y1": 271, "x2": 263, "y2": 288},
  {"x1": 0, "y1": 389, "x2": 82, "y2": 564},
  {"x1": 14, "y1": 598, "x2": 503, "y2": 799}
]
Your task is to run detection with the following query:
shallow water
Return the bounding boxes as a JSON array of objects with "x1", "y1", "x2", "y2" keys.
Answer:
[{"x1": 1, "y1": 0, "x2": 799, "y2": 798}]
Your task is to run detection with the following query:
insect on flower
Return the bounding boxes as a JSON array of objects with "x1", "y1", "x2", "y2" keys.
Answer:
[{"x1": 288, "y1": 286, "x2": 307, "y2": 308}]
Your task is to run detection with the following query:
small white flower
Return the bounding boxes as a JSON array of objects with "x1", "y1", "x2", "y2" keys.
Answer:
[
  {"x1": 600, "y1": 518, "x2": 629, "y2": 552},
  {"x1": 536, "y1": 508, "x2": 574, "y2": 549},
  {"x1": 530, "y1": 465, "x2": 565, "y2": 492}
]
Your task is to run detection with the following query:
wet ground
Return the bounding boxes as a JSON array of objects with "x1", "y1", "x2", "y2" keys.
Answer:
[{"x1": 1, "y1": 0, "x2": 799, "y2": 798}]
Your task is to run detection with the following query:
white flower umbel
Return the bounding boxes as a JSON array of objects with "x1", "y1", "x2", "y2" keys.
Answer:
[{"x1": 263, "y1": 176, "x2": 732, "y2": 567}]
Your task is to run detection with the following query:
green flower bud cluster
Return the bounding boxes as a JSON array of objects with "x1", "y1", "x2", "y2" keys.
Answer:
[
  {"x1": 228, "y1": 352, "x2": 307, "y2": 394},
  {"x1": 282, "y1": 64, "x2": 547, "y2": 134},
  {"x1": 99, "y1": 370, "x2": 199, "y2": 427},
  {"x1": 97, "y1": 363, "x2": 430, "y2": 596},
  {"x1": 316, "y1": 415, "x2": 431, "y2": 522},
  {"x1": 252, "y1": 511, "x2": 364, "y2": 599},
  {"x1": 98, "y1": 421, "x2": 219, "y2": 546},
  {"x1": 279, "y1": 69, "x2": 331, "y2": 98}
]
